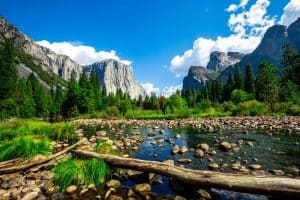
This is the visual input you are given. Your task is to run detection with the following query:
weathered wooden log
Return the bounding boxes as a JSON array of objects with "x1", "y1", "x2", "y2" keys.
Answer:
[
  {"x1": 74, "y1": 150, "x2": 300, "y2": 197},
  {"x1": 0, "y1": 138, "x2": 87, "y2": 174}
]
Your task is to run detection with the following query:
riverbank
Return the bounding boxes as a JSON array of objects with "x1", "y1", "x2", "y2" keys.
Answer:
[{"x1": 75, "y1": 116, "x2": 300, "y2": 134}]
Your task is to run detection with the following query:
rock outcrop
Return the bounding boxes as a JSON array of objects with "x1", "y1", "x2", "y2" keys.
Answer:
[
  {"x1": 182, "y1": 66, "x2": 218, "y2": 91},
  {"x1": 0, "y1": 17, "x2": 82, "y2": 81},
  {"x1": 83, "y1": 60, "x2": 146, "y2": 99},
  {"x1": 287, "y1": 17, "x2": 300, "y2": 53},
  {"x1": 207, "y1": 51, "x2": 244, "y2": 72}
]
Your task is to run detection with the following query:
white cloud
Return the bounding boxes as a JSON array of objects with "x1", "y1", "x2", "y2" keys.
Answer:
[
  {"x1": 169, "y1": 0, "x2": 276, "y2": 77},
  {"x1": 37, "y1": 40, "x2": 132, "y2": 66},
  {"x1": 161, "y1": 84, "x2": 182, "y2": 97},
  {"x1": 225, "y1": 0, "x2": 249, "y2": 12},
  {"x1": 141, "y1": 83, "x2": 160, "y2": 96},
  {"x1": 279, "y1": 0, "x2": 300, "y2": 27}
]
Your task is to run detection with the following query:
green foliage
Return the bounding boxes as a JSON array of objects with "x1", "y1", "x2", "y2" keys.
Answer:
[
  {"x1": 53, "y1": 159, "x2": 110, "y2": 191},
  {"x1": 105, "y1": 106, "x2": 120, "y2": 118},
  {"x1": 230, "y1": 89, "x2": 254, "y2": 104},
  {"x1": 15, "y1": 79, "x2": 36, "y2": 118},
  {"x1": 282, "y1": 43, "x2": 300, "y2": 87},
  {"x1": 0, "y1": 136, "x2": 52, "y2": 161},
  {"x1": 195, "y1": 99, "x2": 212, "y2": 112},
  {"x1": 233, "y1": 66, "x2": 243, "y2": 90},
  {"x1": 222, "y1": 101, "x2": 238, "y2": 113},
  {"x1": 0, "y1": 119, "x2": 77, "y2": 142},
  {"x1": 166, "y1": 93, "x2": 187, "y2": 113},
  {"x1": 255, "y1": 61, "x2": 280, "y2": 112},
  {"x1": 0, "y1": 41, "x2": 17, "y2": 100},
  {"x1": 235, "y1": 100, "x2": 266, "y2": 116},
  {"x1": 244, "y1": 65, "x2": 255, "y2": 93},
  {"x1": 286, "y1": 105, "x2": 300, "y2": 116},
  {"x1": 95, "y1": 141, "x2": 118, "y2": 155}
]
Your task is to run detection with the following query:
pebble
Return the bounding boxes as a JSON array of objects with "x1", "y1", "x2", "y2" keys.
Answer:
[
  {"x1": 172, "y1": 145, "x2": 180, "y2": 154},
  {"x1": 179, "y1": 146, "x2": 188, "y2": 154},
  {"x1": 177, "y1": 159, "x2": 192, "y2": 164},
  {"x1": 134, "y1": 183, "x2": 151, "y2": 193},
  {"x1": 208, "y1": 163, "x2": 219, "y2": 169},
  {"x1": 174, "y1": 134, "x2": 181, "y2": 138},
  {"x1": 220, "y1": 142, "x2": 232, "y2": 151},
  {"x1": 197, "y1": 189, "x2": 211, "y2": 199},
  {"x1": 249, "y1": 164, "x2": 262, "y2": 170},
  {"x1": 106, "y1": 180, "x2": 121, "y2": 189},
  {"x1": 193, "y1": 149, "x2": 204, "y2": 157},
  {"x1": 198, "y1": 143, "x2": 209, "y2": 151},
  {"x1": 66, "y1": 185, "x2": 77, "y2": 194},
  {"x1": 21, "y1": 192, "x2": 39, "y2": 200}
]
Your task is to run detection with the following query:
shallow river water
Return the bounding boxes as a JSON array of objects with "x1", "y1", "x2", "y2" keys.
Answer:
[{"x1": 87, "y1": 125, "x2": 300, "y2": 200}]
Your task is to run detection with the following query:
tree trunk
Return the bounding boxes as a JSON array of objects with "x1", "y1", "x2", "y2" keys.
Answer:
[{"x1": 74, "y1": 150, "x2": 300, "y2": 198}]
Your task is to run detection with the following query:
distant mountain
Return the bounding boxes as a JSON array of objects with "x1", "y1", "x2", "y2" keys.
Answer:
[
  {"x1": 0, "y1": 16, "x2": 82, "y2": 86},
  {"x1": 183, "y1": 17, "x2": 300, "y2": 90},
  {"x1": 83, "y1": 60, "x2": 146, "y2": 99},
  {"x1": 182, "y1": 51, "x2": 244, "y2": 91},
  {"x1": 207, "y1": 51, "x2": 244, "y2": 72},
  {"x1": 182, "y1": 66, "x2": 218, "y2": 91},
  {"x1": 0, "y1": 16, "x2": 146, "y2": 98}
]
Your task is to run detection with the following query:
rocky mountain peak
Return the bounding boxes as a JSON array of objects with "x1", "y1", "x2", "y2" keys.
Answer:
[
  {"x1": 182, "y1": 66, "x2": 218, "y2": 91},
  {"x1": 287, "y1": 17, "x2": 300, "y2": 53},
  {"x1": 207, "y1": 51, "x2": 244, "y2": 72},
  {"x1": 0, "y1": 16, "x2": 82, "y2": 81},
  {"x1": 83, "y1": 59, "x2": 146, "y2": 99}
]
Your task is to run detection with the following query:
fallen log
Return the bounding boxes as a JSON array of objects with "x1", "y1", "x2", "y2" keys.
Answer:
[
  {"x1": 74, "y1": 150, "x2": 300, "y2": 197},
  {"x1": 0, "y1": 138, "x2": 87, "y2": 174}
]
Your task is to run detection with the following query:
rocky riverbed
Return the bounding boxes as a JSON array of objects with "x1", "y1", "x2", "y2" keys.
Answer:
[{"x1": 0, "y1": 117, "x2": 299, "y2": 200}]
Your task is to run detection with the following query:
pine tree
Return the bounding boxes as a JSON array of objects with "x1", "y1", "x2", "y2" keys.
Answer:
[
  {"x1": 255, "y1": 61, "x2": 279, "y2": 112},
  {"x1": 282, "y1": 43, "x2": 300, "y2": 87},
  {"x1": 0, "y1": 41, "x2": 17, "y2": 100},
  {"x1": 233, "y1": 66, "x2": 243, "y2": 90},
  {"x1": 28, "y1": 73, "x2": 48, "y2": 117},
  {"x1": 14, "y1": 78, "x2": 36, "y2": 118},
  {"x1": 244, "y1": 65, "x2": 255, "y2": 93},
  {"x1": 224, "y1": 74, "x2": 234, "y2": 101}
]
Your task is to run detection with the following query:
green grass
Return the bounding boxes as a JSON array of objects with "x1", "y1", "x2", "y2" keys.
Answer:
[
  {"x1": 53, "y1": 158, "x2": 110, "y2": 191},
  {"x1": 95, "y1": 141, "x2": 118, "y2": 155},
  {"x1": 0, "y1": 136, "x2": 52, "y2": 161},
  {"x1": 0, "y1": 119, "x2": 77, "y2": 142}
]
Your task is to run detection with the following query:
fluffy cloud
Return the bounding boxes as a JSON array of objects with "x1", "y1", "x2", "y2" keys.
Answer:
[
  {"x1": 170, "y1": 0, "x2": 276, "y2": 77},
  {"x1": 141, "y1": 83, "x2": 160, "y2": 96},
  {"x1": 37, "y1": 40, "x2": 131, "y2": 66},
  {"x1": 279, "y1": 0, "x2": 300, "y2": 27},
  {"x1": 225, "y1": 0, "x2": 249, "y2": 12},
  {"x1": 161, "y1": 84, "x2": 182, "y2": 97}
]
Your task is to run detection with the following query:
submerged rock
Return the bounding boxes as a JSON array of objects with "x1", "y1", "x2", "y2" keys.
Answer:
[
  {"x1": 219, "y1": 142, "x2": 232, "y2": 151},
  {"x1": 134, "y1": 183, "x2": 151, "y2": 193}
]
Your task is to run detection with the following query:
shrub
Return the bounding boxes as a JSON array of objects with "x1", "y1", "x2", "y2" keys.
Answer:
[
  {"x1": 0, "y1": 136, "x2": 52, "y2": 161},
  {"x1": 105, "y1": 106, "x2": 120, "y2": 118},
  {"x1": 196, "y1": 99, "x2": 212, "y2": 112},
  {"x1": 235, "y1": 100, "x2": 267, "y2": 116},
  {"x1": 53, "y1": 158, "x2": 110, "y2": 191},
  {"x1": 287, "y1": 105, "x2": 300, "y2": 116},
  {"x1": 95, "y1": 142, "x2": 118, "y2": 155},
  {"x1": 230, "y1": 89, "x2": 254, "y2": 104},
  {"x1": 222, "y1": 101, "x2": 237, "y2": 113}
]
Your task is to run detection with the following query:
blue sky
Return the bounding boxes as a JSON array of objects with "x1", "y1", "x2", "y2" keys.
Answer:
[{"x1": 1, "y1": 0, "x2": 299, "y2": 96}]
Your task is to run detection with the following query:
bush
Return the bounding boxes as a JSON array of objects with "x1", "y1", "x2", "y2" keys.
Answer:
[
  {"x1": 0, "y1": 136, "x2": 52, "y2": 161},
  {"x1": 95, "y1": 141, "x2": 118, "y2": 155},
  {"x1": 105, "y1": 106, "x2": 120, "y2": 118},
  {"x1": 286, "y1": 105, "x2": 300, "y2": 116},
  {"x1": 222, "y1": 101, "x2": 237, "y2": 113},
  {"x1": 235, "y1": 100, "x2": 267, "y2": 116},
  {"x1": 230, "y1": 89, "x2": 254, "y2": 104},
  {"x1": 195, "y1": 99, "x2": 212, "y2": 112},
  {"x1": 53, "y1": 158, "x2": 110, "y2": 191}
]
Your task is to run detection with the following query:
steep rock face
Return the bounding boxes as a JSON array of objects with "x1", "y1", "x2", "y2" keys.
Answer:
[
  {"x1": 83, "y1": 59, "x2": 146, "y2": 99},
  {"x1": 0, "y1": 17, "x2": 82, "y2": 80},
  {"x1": 287, "y1": 17, "x2": 300, "y2": 53},
  {"x1": 182, "y1": 66, "x2": 218, "y2": 91},
  {"x1": 207, "y1": 51, "x2": 244, "y2": 72},
  {"x1": 219, "y1": 24, "x2": 288, "y2": 81}
]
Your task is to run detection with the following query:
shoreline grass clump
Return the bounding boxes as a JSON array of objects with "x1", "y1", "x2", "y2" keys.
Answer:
[
  {"x1": 95, "y1": 141, "x2": 118, "y2": 155},
  {"x1": 0, "y1": 119, "x2": 77, "y2": 142},
  {"x1": 53, "y1": 158, "x2": 110, "y2": 191},
  {"x1": 0, "y1": 136, "x2": 52, "y2": 161}
]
